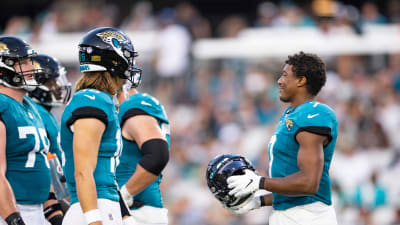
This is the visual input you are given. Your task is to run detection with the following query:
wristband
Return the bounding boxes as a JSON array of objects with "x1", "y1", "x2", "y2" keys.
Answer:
[
  {"x1": 5, "y1": 212, "x2": 25, "y2": 225},
  {"x1": 84, "y1": 209, "x2": 102, "y2": 224},
  {"x1": 260, "y1": 195, "x2": 266, "y2": 207},
  {"x1": 259, "y1": 177, "x2": 266, "y2": 189}
]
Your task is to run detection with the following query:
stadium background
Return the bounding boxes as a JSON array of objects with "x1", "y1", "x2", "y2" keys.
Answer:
[{"x1": 2, "y1": 0, "x2": 400, "y2": 224}]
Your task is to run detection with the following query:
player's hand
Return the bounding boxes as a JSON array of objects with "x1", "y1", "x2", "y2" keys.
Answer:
[
  {"x1": 228, "y1": 194, "x2": 262, "y2": 214},
  {"x1": 120, "y1": 185, "x2": 134, "y2": 207},
  {"x1": 227, "y1": 169, "x2": 262, "y2": 198}
]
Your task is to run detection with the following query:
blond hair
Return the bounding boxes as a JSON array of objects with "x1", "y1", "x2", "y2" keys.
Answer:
[{"x1": 75, "y1": 71, "x2": 122, "y2": 95}]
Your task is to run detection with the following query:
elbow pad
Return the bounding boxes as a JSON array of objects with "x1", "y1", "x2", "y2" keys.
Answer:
[{"x1": 138, "y1": 139, "x2": 169, "y2": 176}]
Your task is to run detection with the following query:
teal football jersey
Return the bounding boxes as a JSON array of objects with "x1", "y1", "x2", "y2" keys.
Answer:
[
  {"x1": 60, "y1": 89, "x2": 122, "y2": 204},
  {"x1": 34, "y1": 103, "x2": 64, "y2": 164},
  {"x1": 0, "y1": 94, "x2": 51, "y2": 204},
  {"x1": 268, "y1": 101, "x2": 338, "y2": 210},
  {"x1": 116, "y1": 93, "x2": 170, "y2": 209}
]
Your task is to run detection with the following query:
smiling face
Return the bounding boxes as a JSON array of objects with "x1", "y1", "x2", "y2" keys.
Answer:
[{"x1": 277, "y1": 64, "x2": 300, "y2": 103}]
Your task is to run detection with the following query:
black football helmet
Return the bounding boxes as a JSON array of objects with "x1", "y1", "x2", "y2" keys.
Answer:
[
  {"x1": 28, "y1": 54, "x2": 72, "y2": 107},
  {"x1": 206, "y1": 154, "x2": 255, "y2": 208},
  {"x1": 0, "y1": 36, "x2": 41, "y2": 91},
  {"x1": 78, "y1": 27, "x2": 142, "y2": 87}
]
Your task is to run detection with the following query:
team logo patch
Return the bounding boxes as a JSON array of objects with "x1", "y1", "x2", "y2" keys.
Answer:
[
  {"x1": 33, "y1": 61, "x2": 41, "y2": 69},
  {"x1": 108, "y1": 213, "x2": 113, "y2": 221},
  {"x1": 0, "y1": 42, "x2": 9, "y2": 54},
  {"x1": 286, "y1": 119, "x2": 293, "y2": 131},
  {"x1": 96, "y1": 31, "x2": 127, "y2": 48}
]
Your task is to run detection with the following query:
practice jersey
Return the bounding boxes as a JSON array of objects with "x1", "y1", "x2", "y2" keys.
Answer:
[
  {"x1": 268, "y1": 101, "x2": 338, "y2": 210},
  {"x1": 0, "y1": 94, "x2": 51, "y2": 204},
  {"x1": 116, "y1": 93, "x2": 170, "y2": 209},
  {"x1": 33, "y1": 103, "x2": 64, "y2": 164},
  {"x1": 60, "y1": 89, "x2": 122, "y2": 204}
]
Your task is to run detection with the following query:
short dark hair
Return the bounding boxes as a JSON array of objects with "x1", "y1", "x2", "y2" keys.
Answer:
[{"x1": 285, "y1": 51, "x2": 326, "y2": 96}]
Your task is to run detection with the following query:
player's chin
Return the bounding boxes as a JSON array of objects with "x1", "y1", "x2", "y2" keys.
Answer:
[{"x1": 279, "y1": 95, "x2": 290, "y2": 103}]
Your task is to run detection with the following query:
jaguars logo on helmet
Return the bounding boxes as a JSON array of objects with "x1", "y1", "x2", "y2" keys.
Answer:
[
  {"x1": 29, "y1": 54, "x2": 72, "y2": 107},
  {"x1": 78, "y1": 27, "x2": 142, "y2": 88},
  {"x1": 206, "y1": 154, "x2": 255, "y2": 208},
  {"x1": 0, "y1": 36, "x2": 41, "y2": 91}
]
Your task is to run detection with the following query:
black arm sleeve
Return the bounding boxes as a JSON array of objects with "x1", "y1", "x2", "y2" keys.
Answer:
[
  {"x1": 295, "y1": 126, "x2": 332, "y2": 145},
  {"x1": 66, "y1": 106, "x2": 108, "y2": 129},
  {"x1": 138, "y1": 139, "x2": 169, "y2": 176},
  {"x1": 120, "y1": 108, "x2": 149, "y2": 127}
]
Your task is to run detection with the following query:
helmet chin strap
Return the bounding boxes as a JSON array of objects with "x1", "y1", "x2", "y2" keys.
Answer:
[{"x1": 22, "y1": 78, "x2": 38, "y2": 91}]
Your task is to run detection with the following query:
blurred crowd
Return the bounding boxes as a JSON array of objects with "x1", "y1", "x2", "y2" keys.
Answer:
[{"x1": 2, "y1": 0, "x2": 400, "y2": 224}]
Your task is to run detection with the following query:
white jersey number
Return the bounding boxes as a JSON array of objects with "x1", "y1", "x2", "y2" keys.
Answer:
[{"x1": 19, "y1": 126, "x2": 50, "y2": 168}]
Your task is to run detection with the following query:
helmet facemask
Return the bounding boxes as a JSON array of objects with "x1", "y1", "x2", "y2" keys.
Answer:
[
  {"x1": 0, "y1": 55, "x2": 42, "y2": 91},
  {"x1": 29, "y1": 54, "x2": 72, "y2": 107},
  {"x1": 0, "y1": 36, "x2": 42, "y2": 91}
]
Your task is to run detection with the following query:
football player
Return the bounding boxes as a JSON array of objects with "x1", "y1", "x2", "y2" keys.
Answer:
[
  {"x1": 29, "y1": 54, "x2": 72, "y2": 225},
  {"x1": 0, "y1": 36, "x2": 51, "y2": 225},
  {"x1": 60, "y1": 27, "x2": 142, "y2": 225},
  {"x1": 117, "y1": 79, "x2": 170, "y2": 225},
  {"x1": 227, "y1": 52, "x2": 338, "y2": 225}
]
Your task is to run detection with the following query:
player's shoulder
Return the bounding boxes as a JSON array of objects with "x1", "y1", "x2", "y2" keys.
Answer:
[
  {"x1": 120, "y1": 92, "x2": 168, "y2": 122},
  {"x1": 74, "y1": 89, "x2": 111, "y2": 101},
  {"x1": 299, "y1": 101, "x2": 337, "y2": 120},
  {"x1": 70, "y1": 89, "x2": 113, "y2": 109},
  {"x1": 121, "y1": 93, "x2": 163, "y2": 110}
]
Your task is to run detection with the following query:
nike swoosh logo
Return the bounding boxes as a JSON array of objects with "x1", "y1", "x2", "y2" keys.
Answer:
[
  {"x1": 141, "y1": 101, "x2": 152, "y2": 106},
  {"x1": 307, "y1": 113, "x2": 319, "y2": 119},
  {"x1": 245, "y1": 179, "x2": 253, "y2": 188},
  {"x1": 84, "y1": 94, "x2": 95, "y2": 100}
]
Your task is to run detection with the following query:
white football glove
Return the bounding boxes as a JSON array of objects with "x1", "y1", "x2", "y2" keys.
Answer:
[
  {"x1": 122, "y1": 216, "x2": 136, "y2": 225},
  {"x1": 120, "y1": 185, "x2": 134, "y2": 207},
  {"x1": 227, "y1": 169, "x2": 262, "y2": 198},
  {"x1": 228, "y1": 194, "x2": 262, "y2": 214}
]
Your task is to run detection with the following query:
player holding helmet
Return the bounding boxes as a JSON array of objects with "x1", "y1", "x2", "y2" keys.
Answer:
[{"x1": 209, "y1": 52, "x2": 338, "y2": 225}]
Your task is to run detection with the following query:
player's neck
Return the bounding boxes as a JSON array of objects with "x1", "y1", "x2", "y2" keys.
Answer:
[
  {"x1": 0, "y1": 85, "x2": 26, "y2": 102},
  {"x1": 290, "y1": 93, "x2": 314, "y2": 108},
  {"x1": 128, "y1": 88, "x2": 138, "y2": 96}
]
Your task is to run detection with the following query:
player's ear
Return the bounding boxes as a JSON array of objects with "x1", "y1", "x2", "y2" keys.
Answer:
[{"x1": 297, "y1": 76, "x2": 307, "y2": 87}]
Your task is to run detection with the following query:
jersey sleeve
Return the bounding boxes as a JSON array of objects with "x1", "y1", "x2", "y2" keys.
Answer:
[
  {"x1": 65, "y1": 92, "x2": 110, "y2": 128},
  {"x1": 119, "y1": 94, "x2": 168, "y2": 127},
  {"x1": 294, "y1": 108, "x2": 335, "y2": 143}
]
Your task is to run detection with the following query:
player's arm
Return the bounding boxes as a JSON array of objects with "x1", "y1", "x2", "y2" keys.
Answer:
[
  {"x1": 262, "y1": 131, "x2": 325, "y2": 196},
  {"x1": 0, "y1": 120, "x2": 25, "y2": 224},
  {"x1": 73, "y1": 118, "x2": 105, "y2": 225},
  {"x1": 228, "y1": 131, "x2": 326, "y2": 197},
  {"x1": 120, "y1": 114, "x2": 169, "y2": 207}
]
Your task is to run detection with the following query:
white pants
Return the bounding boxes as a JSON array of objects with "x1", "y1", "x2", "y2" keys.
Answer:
[
  {"x1": 269, "y1": 201, "x2": 337, "y2": 225},
  {"x1": 123, "y1": 206, "x2": 168, "y2": 225},
  {"x1": 0, "y1": 204, "x2": 50, "y2": 225},
  {"x1": 62, "y1": 199, "x2": 122, "y2": 225}
]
